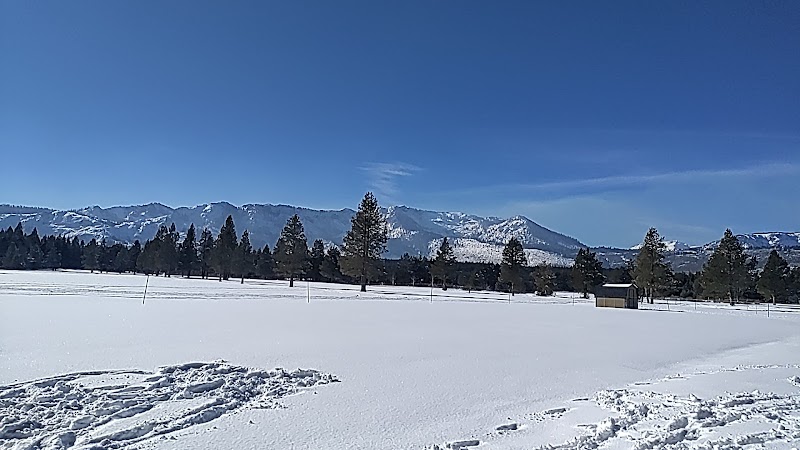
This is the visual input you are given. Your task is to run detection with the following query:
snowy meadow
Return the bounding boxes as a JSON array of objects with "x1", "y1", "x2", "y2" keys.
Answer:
[{"x1": 2, "y1": 270, "x2": 799, "y2": 449}]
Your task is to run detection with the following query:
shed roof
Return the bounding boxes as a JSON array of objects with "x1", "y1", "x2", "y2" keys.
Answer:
[{"x1": 602, "y1": 283, "x2": 636, "y2": 288}]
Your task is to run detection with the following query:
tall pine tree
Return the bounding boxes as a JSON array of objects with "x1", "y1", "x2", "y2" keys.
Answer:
[
  {"x1": 757, "y1": 249, "x2": 790, "y2": 304},
  {"x1": 213, "y1": 216, "x2": 238, "y2": 281},
  {"x1": 633, "y1": 227, "x2": 670, "y2": 304},
  {"x1": 499, "y1": 237, "x2": 527, "y2": 295},
  {"x1": 340, "y1": 192, "x2": 388, "y2": 292},
  {"x1": 178, "y1": 223, "x2": 199, "y2": 277},
  {"x1": 198, "y1": 228, "x2": 215, "y2": 279},
  {"x1": 572, "y1": 248, "x2": 604, "y2": 298},
  {"x1": 700, "y1": 229, "x2": 754, "y2": 303},
  {"x1": 237, "y1": 229, "x2": 253, "y2": 284},
  {"x1": 534, "y1": 264, "x2": 555, "y2": 296},
  {"x1": 256, "y1": 244, "x2": 274, "y2": 279},
  {"x1": 82, "y1": 238, "x2": 101, "y2": 273},
  {"x1": 309, "y1": 239, "x2": 326, "y2": 282},
  {"x1": 431, "y1": 237, "x2": 456, "y2": 290},
  {"x1": 320, "y1": 246, "x2": 342, "y2": 283},
  {"x1": 273, "y1": 214, "x2": 309, "y2": 287}
]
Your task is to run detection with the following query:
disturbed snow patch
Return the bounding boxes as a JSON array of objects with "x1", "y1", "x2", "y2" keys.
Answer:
[
  {"x1": 429, "y1": 365, "x2": 800, "y2": 450},
  {"x1": 0, "y1": 361, "x2": 337, "y2": 449}
]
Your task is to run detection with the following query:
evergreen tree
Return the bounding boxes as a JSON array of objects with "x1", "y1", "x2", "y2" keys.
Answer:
[
  {"x1": 12, "y1": 223, "x2": 24, "y2": 244},
  {"x1": 43, "y1": 238, "x2": 62, "y2": 270},
  {"x1": 137, "y1": 239, "x2": 159, "y2": 275},
  {"x1": 128, "y1": 240, "x2": 141, "y2": 273},
  {"x1": 2, "y1": 242, "x2": 23, "y2": 269},
  {"x1": 112, "y1": 248, "x2": 129, "y2": 273},
  {"x1": 757, "y1": 249, "x2": 790, "y2": 304},
  {"x1": 178, "y1": 223, "x2": 199, "y2": 277},
  {"x1": 791, "y1": 267, "x2": 800, "y2": 304},
  {"x1": 619, "y1": 259, "x2": 635, "y2": 284},
  {"x1": 464, "y1": 270, "x2": 482, "y2": 293},
  {"x1": 98, "y1": 238, "x2": 112, "y2": 273},
  {"x1": 309, "y1": 239, "x2": 326, "y2": 282},
  {"x1": 633, "y1": 227, "x2": 670, "y2": 304},
  {"x1": 198, "y1": 228, "x2": 215, "y2": 279},
  {"x1": 534, "y1": 264, "x2": 556, "y2": 296},
  {"x1": 64, "y1": 237, "x2": 83, "y2": 269},
  {"x1": 700, "y1": 229, "x2": 754, "y2": 302},
  {"x1": 409, "y1": 255, "x2": 430, "y2": 287},
  {"x1": 150, "y1": 225, "x2": 169, "y2": 275},
  {"x1": 396, "y1": 253, "x2": 414, "y2": 285},
  {"x1": 82, "y1": 239, "x2": 101, "y2": 273},
  {"x1": 572, "y1": 248, "x2": 604, "y2": 298},
  {"x1": 340, "y1": 192, "x2": 388, "y2": 292},
  {"x1": 161, "y1": 224, "x2": 180, "y2": 276},
  {"x1": 320, "y1": 246, "x2": 342, "y2": 283},
  {"x1": 237, "y1": 229, "x2": 253, "y2": 284},
  {"x1": 26, "y1": 241, "x2": 44, "y2": 270},
  {"x1": 256, "y1": 244, "x2": 274, "y2": 279},
  {"x1": 499, "y1": 237, "x2": 527, "y2": 295},
  {"x1": 431, "y1": 237, "x2": 457, "y2": 290},
  {"x1": 273, "y1": 214, "x2": 309, "y2": 287},
  {"x1": 213, "y1": 216, "x2": 238, "y2": 281}
]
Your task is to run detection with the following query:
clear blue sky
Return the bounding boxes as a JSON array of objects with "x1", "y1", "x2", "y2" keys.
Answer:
[{"x1": 2, "y1": 1, "x2": 799, "y2": 247}]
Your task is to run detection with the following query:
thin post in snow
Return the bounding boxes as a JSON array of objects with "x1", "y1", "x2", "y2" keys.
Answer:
[
  {"x1": 430, "y1": 274, "x2": 433, "y2": 303},
  {"x1": 307, "y1": 281, "x2": 310, "y2": 303},
  {"x1": 767, "y1": 301, "x2": 770, "y2": 317},
  {"x1": 142, "y1": 275, "x2": 150, "y2": 305}
]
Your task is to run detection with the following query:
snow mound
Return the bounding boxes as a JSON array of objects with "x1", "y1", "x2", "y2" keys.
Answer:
[{"x1": 0, "y1": 361, "x2": 337, "y2": 449}]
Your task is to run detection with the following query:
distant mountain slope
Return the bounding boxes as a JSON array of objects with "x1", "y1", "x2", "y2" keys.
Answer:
[
  {"x1": 630, "y1": 240, "x2": 691, "y2": 252},
  {"x1": 735, "y1": 232, "x2": 800, "y2": 250},
  {"x1": 4, "y1": 203, "x2": 797, "y2": 269},
  {"x1": 0, "y1": 203, "x2": 584, "y2": 265},
  {"x1": 599, "y1": 231, "x2": 800, "y2": 271}
]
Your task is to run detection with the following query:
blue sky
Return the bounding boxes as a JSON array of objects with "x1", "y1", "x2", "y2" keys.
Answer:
[{"x1": 1, "y1": 1, "x2": 798, "y2": 247}]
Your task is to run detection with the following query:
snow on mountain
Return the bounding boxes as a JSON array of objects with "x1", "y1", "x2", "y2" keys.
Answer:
[
  {"x1": 629, "y1": 240, "x2": 692, "y2": 252},
  {"x1": 736, "y1": 232, "x2": 800, "y2": 249},
  {"x1": 385, "y1": 206, "x2": 583, "y2": 259},
  {"x1": 427, "y1": 238, "x2": 574, "y2": 266},
  {"x1": 0, "y1": 203, "x2": 583, "y2": 264}
]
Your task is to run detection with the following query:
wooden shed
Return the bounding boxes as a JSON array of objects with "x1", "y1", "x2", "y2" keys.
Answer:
[{"x1": 595, "y1": 283, "x2": 639, "y2": 309}]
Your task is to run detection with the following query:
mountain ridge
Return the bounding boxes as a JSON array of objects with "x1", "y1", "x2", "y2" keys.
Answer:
[
  {"x1": 2, "y1": 203, "x2": 798, "y2": 268},
  {"x1": 0, "y1": 202, "x2": 583, "y2": 265}
]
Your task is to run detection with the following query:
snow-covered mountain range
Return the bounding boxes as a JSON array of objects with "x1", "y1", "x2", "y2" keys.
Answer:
[
  {"x1": 2, "y1": 203, "x2": 798, "y2": 268},
  {"x1": 735, "y1": 232, "x2": 800, "y2": 250},
  {"x1": 605, "y1": 232, "x2": 800, "y2": 271},
  {"x1": 0, "y1": 203, "x2": 583, "y2": 265}
]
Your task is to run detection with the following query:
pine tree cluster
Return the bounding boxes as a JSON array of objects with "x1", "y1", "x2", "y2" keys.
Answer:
[{"x1": 4, "y1": 205, "x2": 800, "y2": 302}]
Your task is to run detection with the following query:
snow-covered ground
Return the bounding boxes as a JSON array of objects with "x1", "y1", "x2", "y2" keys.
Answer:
[{"x1": 1, "y1": 270, "x2": 799, "y2": 449}]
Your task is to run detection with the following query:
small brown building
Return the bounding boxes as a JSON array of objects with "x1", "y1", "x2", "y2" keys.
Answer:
[{"x1": 595, "y1": 283, "x2": 639, "y2": 309}]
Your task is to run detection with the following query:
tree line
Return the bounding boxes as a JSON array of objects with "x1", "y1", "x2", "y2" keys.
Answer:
[
  {"x1": 2, "y1": 196, "x2": 799, "y2": 303},
  {"x1": 0, "y1": 193, "x2": 390, "y2": 292},
  {"x1": 629, "y1": 227, "x2": 800, "y2": 304}
]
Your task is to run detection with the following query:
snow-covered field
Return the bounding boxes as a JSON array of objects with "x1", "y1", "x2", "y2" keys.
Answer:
[{"x1": 2, "y1": 270, "x2": 799, "y2": 449}]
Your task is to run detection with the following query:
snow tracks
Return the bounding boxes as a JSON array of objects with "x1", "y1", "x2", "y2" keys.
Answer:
[
  {"x1": 0, "y1": 361, "x2": 337, "y2": 449},
  {"x1": 428, "y1": 364, "x2": 800, "y2": 450}
]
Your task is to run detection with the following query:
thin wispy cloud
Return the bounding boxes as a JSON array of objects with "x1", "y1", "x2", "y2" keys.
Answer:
[
  {"x1": 520, "y1": 162, "x2": 799, "y2": 191},
  {"x1": 360, "y1": 162, "x2": 421, "y2": 204},
  {"x1": 445, "y1": 162, "x2": 800, "y2": 199}
]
